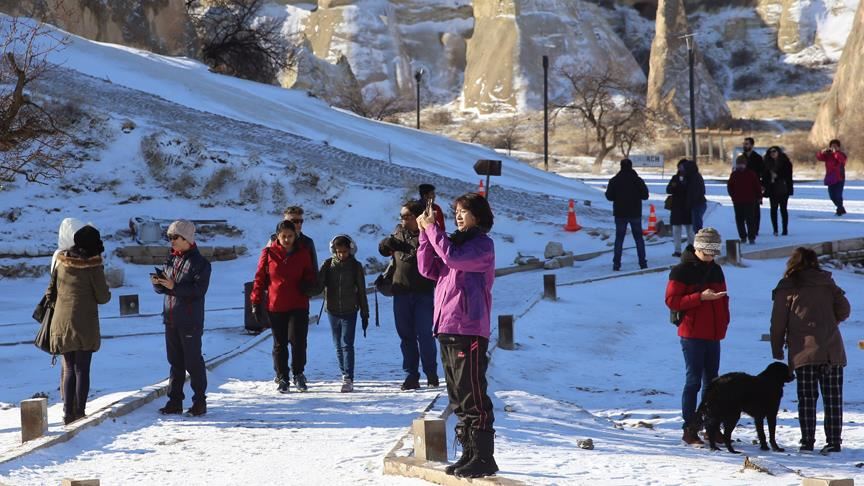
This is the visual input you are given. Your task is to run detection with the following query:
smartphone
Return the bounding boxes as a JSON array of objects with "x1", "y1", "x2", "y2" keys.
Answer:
[
  {"x1": 152, "y1": 267, "x2": 165, "y2": 279},
  {"x1": 425, "y1": 197, "x2": 434, "y2": 214}
]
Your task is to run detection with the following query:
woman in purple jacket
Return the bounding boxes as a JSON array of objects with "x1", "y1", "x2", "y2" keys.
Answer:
[{"x1": 417, "y1": 192, "x2": 497, "y2": 479}]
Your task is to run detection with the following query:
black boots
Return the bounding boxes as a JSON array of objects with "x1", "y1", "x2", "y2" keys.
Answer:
[
  {"x1": 445, "y1": 426, "x2": 473, "y2": 475},
  {"x1": 159, "y1": 401, "x2": 183, "y2": 415},
  {"x1": 454, "y1": 429, "x2": 498, "y2": 478}
]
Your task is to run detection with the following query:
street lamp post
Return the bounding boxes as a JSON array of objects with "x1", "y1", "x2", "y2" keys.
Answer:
[
  {"x1": 543, "y1": 55, "x2": 549, "y2": 172},
  {"x1": 414, "y1": 70, "x2": 422, "y2": 130},
  {"x1": 681, "y1": 34, "x2": 697, "y2": 161}
]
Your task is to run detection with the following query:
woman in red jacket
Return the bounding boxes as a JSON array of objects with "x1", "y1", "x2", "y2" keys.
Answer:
[
  {"x1": 251, "y1": 220, "x2": 316, "y2": 393},
  {"x1": 665, "y1": 227, "x2": 730, "y2": 446}
]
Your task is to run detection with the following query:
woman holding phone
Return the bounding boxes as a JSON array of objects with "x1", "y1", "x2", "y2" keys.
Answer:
[
  {"x1": 417, "y1": 192, "x2": 498, "y2": 478},
  {"x1": 665, "y1": 227, "x2": 730, "y2": 446}
]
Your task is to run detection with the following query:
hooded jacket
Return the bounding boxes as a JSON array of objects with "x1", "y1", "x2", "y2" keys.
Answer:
[
  {"x1": 154, "y1": 245, "x2": 212, "y2": 332},
  {"x1": 318, "y1": 253, "x2": 370, "y2": 320},
  {"x1": 46, "y1": 252, "x2": 111, "y2": 354},
  {"x1": 417, "y1": 225, "x2": 495, "y2": 338},
  {"x1": 665, "y1": 248, "x2": 730, "y2": 341},
  {"x1": 770, "y1": 268, "x2": 850, "y2": 369}
]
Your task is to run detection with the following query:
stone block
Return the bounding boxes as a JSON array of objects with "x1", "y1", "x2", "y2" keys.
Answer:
[
  {"x1": 543, "y1": 259, "x2": 561, "y2": 270},
  {"x1": 412, "y1": 418, "x2": 447, "y2": 463},
  {"x1": 20, "y1": 398, "x2": 48, "y2": 443},
  {"x1": 543, "y1": 274, "x2": 556, "y2": 300},
  {"x1": 801, "y1": 478, "x2": 854, "y2": 486},
  {"x1": 555, "y1": 254, "x2": 575, "y2": 267},
  {"x1": 61, "y1": 480, "x2": 100, "y2": 486},
  {"x1": 544, "y1": 241, "x2": 564, "y2": 259},
  {"x1": 104, "y1": 266, "x2": 125, "y2": 288},
  {"x1": 498, "y1": 315, "x2": 514, "y2": 350}
]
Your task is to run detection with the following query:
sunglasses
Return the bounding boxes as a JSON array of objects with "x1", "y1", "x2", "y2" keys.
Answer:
[
  {"x1": 399, "y1": 213, "x2": 413, "y2": 220},
  {"x1": 289, "y1": 218, "x2": 304, "y2": 224},
  {"x1": 169, "y1": 234, "x2": 184, "y2": 241}
]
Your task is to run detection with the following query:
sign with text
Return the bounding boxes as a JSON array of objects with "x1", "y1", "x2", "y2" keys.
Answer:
[{"x1": 629, "y1": 154, "x2": 664, "y2": 168}]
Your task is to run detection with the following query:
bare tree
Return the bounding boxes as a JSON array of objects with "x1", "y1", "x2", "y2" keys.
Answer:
[
  {"x1": 339, "y1": 86, "x2": 409, "y2": 121},
  {"x1": 556, "y1": 68, "x2": 651, "y2": 173},
  {"x1": 186, "y1": 0, "x2": 299, "y2": 84},
  {"x1": 0, "y1": 16, "x2": 75, "y2": 185},
  {"x1": 617, "y1": 112, "x2": 655, "y2": 158},
  {"x1": 500, "y1": 115, "x2": 521, "y2": 156}
]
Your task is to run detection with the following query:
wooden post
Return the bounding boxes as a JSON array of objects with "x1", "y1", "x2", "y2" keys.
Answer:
[
  {"x1": 20, "y1": 398, "x2": 48, "y2": 443},
  {"x1": 719, "y1": 134, "x2": 726, "y2": 162},
  {"x1": 412, "y1": 418, "x2": 447, "y2": 462},
  {"x1": 543, "y1": 274, "x2": 557, "y2": 300},
  {"x1": 61, "y1": 480, "x2": 101, "y2": 486},
  {"x1": 498, "y1": 315, "x2": 514, "y2": 350},
  {"x1": 726, "y1": 239, "x2": 741, "y2": 265},
  {"x1": 708, "y1": 132, "x2": 714, "y2": 160}
]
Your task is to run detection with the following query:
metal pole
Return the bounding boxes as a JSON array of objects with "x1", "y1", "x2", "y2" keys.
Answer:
[
  {"x1": 543, "y1": 55, "x2": 549, "y2": 172},
  {"x1": 687, "y1": 39, "x2": 697, "y2": 162},
  {"x1": 485, "y1": 173, "x2": 491, "y2": 200},
  {"x1": 415, "y1": 70, "x2": 422, "y2": 130}
]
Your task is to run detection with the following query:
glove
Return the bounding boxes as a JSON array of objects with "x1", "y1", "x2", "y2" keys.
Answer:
[
  {"x1": 362, "y1": 316, "x2": 369, "y2": 337},
  {"x1": 251, "y1": 304, "x2": 262, "y2": 324}
]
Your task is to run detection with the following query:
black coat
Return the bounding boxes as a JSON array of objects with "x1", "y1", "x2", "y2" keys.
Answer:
[
  {"x1": 605, "y1": 168, "x2": 649, "y2": 218},
  {"x1": 763, "y1": 154, "x2": 794, "y2": 199},
  {"x1": 666, "y1": 175, "x2": 692, "y2": 225},
  {"x1": 378, "y1": 225, "x2": 435, "y2": 294},
  {"x1": 154, "y1": 246, "x2": 212, "y2": 333},
  {"x1": 744, "y1": 151, "x2": 765, "y2": 178},
  {"x1": 684, "y1": 161, "x2": 706, "y2": 210}
]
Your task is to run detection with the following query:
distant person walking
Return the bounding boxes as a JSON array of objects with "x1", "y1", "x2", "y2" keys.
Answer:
[
  {"x1": 666, "y1": 160, "x2": 694, "y2": 257},
  {"x1": 152, "y1": 220, "x2": 211, "y2": 416},
  {"x1": 417, "y1": 192, "x2": 498, "y2": 478},
  {"x1": 665, "y1": 228, "x2": 730, "y2": 446},
  {"x1": 47, "y1": 224, "x2": 111, "y2": 425},
  {"x1": 317, "y1": 235, "x2": 370, "y2": 393},
  {"x1": 763, "y1": 146, "x2": 794, "y2": 236},
  {"x1": 684, "y1": 160, "x2": 707, "y2": 233},
  {"x1": 742, "y1": 137, "x2": 765, "y2": 236},
  {"x1": 817, "y1": 139, "x2": 847, "y2": 216},
  {"x1": 419, "y1": 183, "x2": 445, "y2": 230},
  {"x1": 252, "y1": 220, "x2": 316, "y2": 393},
  {"x1": 770, "y1": 247, "x2": 850, "y2": 454},
  {"x1": 379, "y1": 200, "x2": 438, "y2": 390},
  {"x1": 727, "y1": 155, "x2": 762, "y2": 244},
  {"x1": 605, "y1": 159, "x2": 649, "y2": 271}
]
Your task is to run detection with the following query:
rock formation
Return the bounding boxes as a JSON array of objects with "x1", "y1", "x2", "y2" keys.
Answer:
[
  {"x1": 647, "y1": 0, "x2": 731, "y2": 127},
  {"x1": 810, "y1": 0, "x2": 864, "y2": 147}
]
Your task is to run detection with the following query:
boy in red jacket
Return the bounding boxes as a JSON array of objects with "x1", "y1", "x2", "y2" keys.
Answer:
[{"x1": 727, "y1": 155, "x2": 763, "y2": 244}]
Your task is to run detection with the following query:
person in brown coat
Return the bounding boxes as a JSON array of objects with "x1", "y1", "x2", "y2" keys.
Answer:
[
  {"x1": 46, "y1": 225, "x2": 111, "y2": 425},
  {"x1": 770, "y1": 247, "x2": 850, "y2": 454}
]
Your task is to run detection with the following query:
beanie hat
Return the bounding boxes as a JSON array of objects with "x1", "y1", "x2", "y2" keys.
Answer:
[
  {"x1": 167, "y1": 219, "x2": 195, "y2": 244},
  {"x1": 693, "y1": 227, "x2": 722, "y2": 256},
  {"x1": 72, "y1": 225, "x2": 104, "y2": 258}
]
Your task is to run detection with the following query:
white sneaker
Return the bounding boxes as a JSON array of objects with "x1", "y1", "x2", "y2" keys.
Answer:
[{"x1": 341, "y1": 378, "x2": 354, "y2": 393}]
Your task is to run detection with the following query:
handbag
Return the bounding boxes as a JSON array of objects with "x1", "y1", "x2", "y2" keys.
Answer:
[
  {"x1": 34, "y1": 264, "x2": 58, "y2": 354},
  {"x1": 670, "y1": 266, "x2": 714, "y2": 326},
  {"x1": 374, "y1": 259, "x2": 395, "y2": 297},
  {"x1": 664, "y1": 195, "x2": 674, "y2": 211}
]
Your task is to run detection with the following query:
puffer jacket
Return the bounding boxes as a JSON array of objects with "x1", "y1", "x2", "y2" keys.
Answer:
[
  {"x1": 154, "y1": 245, "x2": 212, "y2": 333},
  {"x1": 665, "y1": 248, "x2": 730, "y2": 341},
  {"x1": 46, "y1": 252, "x2": 111, "y2": 354},
  {"x1": 251, "y1": 241, "x2": 315, "y2": 313},
  {"x1": 320, "y1": 256, "x2": 370, "y2": 320},
  {"x1": 770, "y1": 268, "x2": 850, "y2": 369},
  {"x1": 417, "y1": 225, "x2": 495, "y2": 338}
]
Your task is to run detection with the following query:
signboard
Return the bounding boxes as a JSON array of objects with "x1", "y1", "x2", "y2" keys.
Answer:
[
  {"x1": 629, "y1": 154, "x2": 664, "y2": 168},
  {"x1": 474, "y1": 159, "x2": 502, "y2": 176}
]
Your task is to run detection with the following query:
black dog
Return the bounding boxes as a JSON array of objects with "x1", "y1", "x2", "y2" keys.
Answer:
[{"x1": 695, "y1": 362, "x2": 794, "y2": 453}]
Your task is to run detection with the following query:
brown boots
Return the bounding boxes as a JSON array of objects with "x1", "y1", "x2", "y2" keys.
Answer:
[{"x1": 682, "y1": 427, "x2": 705, "y2": 446}]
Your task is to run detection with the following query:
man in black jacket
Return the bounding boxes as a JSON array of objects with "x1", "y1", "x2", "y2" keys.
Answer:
[
  {"x1": 605, "y1": 159, "x2": 650, "y2": 271},
  {"x1": 742, "y1": 137, "x2": 765, "y2": 237},
  {"x1": 152, "y1": 220, "x2": 212, "y2": 417},
  {"x1": 379, "y1": 200, "x2": 438, "y2": 390}
]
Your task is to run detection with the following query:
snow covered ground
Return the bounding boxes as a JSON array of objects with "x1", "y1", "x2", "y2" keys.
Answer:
[{"x1": 0, "y1": 18, "x2": 862, "y2": 486}]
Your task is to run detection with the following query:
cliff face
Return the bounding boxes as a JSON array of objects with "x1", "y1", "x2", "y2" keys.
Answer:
[
  {"x1": 810, "y1": 0, "x2": 864, "y2": 146},
  {"x1": 1, "y1": 0, "x2": 196, "y2": 56},
  {"x1": 646, "y1": 0, "x2": 731, "y2": 127}
]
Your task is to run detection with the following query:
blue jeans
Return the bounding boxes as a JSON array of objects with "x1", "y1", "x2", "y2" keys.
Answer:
[
  {"x1": 328, "y1": 312, "x2": 357, "y2": 380},
  {"x1": 691, "y1": 202, "x2": 707, "y2": 233},
  {"x1": 828, "y1": 182, "x2": 845, "y2": 212},
  {"x1": 680, "y1": 337, "x2": 721, "y2": 428},
  {"x1": 393, "y1": 292, "x2": 438, "y2": 380},
  {"x1": 613, "y1": 217, "x2": 647, "y2": 269}
]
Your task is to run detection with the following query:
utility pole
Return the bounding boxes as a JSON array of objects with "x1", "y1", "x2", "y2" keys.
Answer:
[
  {"x1": 543, "y1": 55, "x2": 549, "y2": 172},
  {"x1": 680, "y1": 33, "x2": 697, "y2": 161},
  {"x1": 414, "y1": 69, "x2": 422, "y2": 130}
]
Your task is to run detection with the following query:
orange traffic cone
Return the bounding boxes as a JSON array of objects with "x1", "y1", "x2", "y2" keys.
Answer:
[
  {"x1": 643, "y1": 203, "x2": 657, "y2": 236},
  {"x1": 477, "y1": 180, "x2": 486, "y2": 197},
  {"x1": 564, "y1": 199, "x2": 582, "y2": 232}
]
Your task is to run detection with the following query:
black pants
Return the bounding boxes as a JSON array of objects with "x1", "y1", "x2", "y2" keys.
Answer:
[
  {"x1": 270, "y1": 310, "x2": 310, "y2": 380},
  {"x1": 753, "y1": 200, "x2": 761, "y2": 236},
  {"x1": 62, "y1": 351, "x2": 92, "y2": 418},
  {"x1": 439, "y1": 334, "x2": 495, "y2": 433},
  {"x1": 165, "y1": 324, "x2": 207, "y2": 404},
  {"x1": 769, "y1": 196, "x2": 789, "y2": 234},
  {"x1": 733, "y1": 203, "x2": 757, "y2": 242}
]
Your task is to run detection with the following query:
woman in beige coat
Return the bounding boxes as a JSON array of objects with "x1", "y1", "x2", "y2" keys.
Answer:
[
  {"x1": 46, "y1": 225, "x2": 111, "y2": 424},
  {"x1": 771, "y1": 247, "x2": 850, "y2": 454}
]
